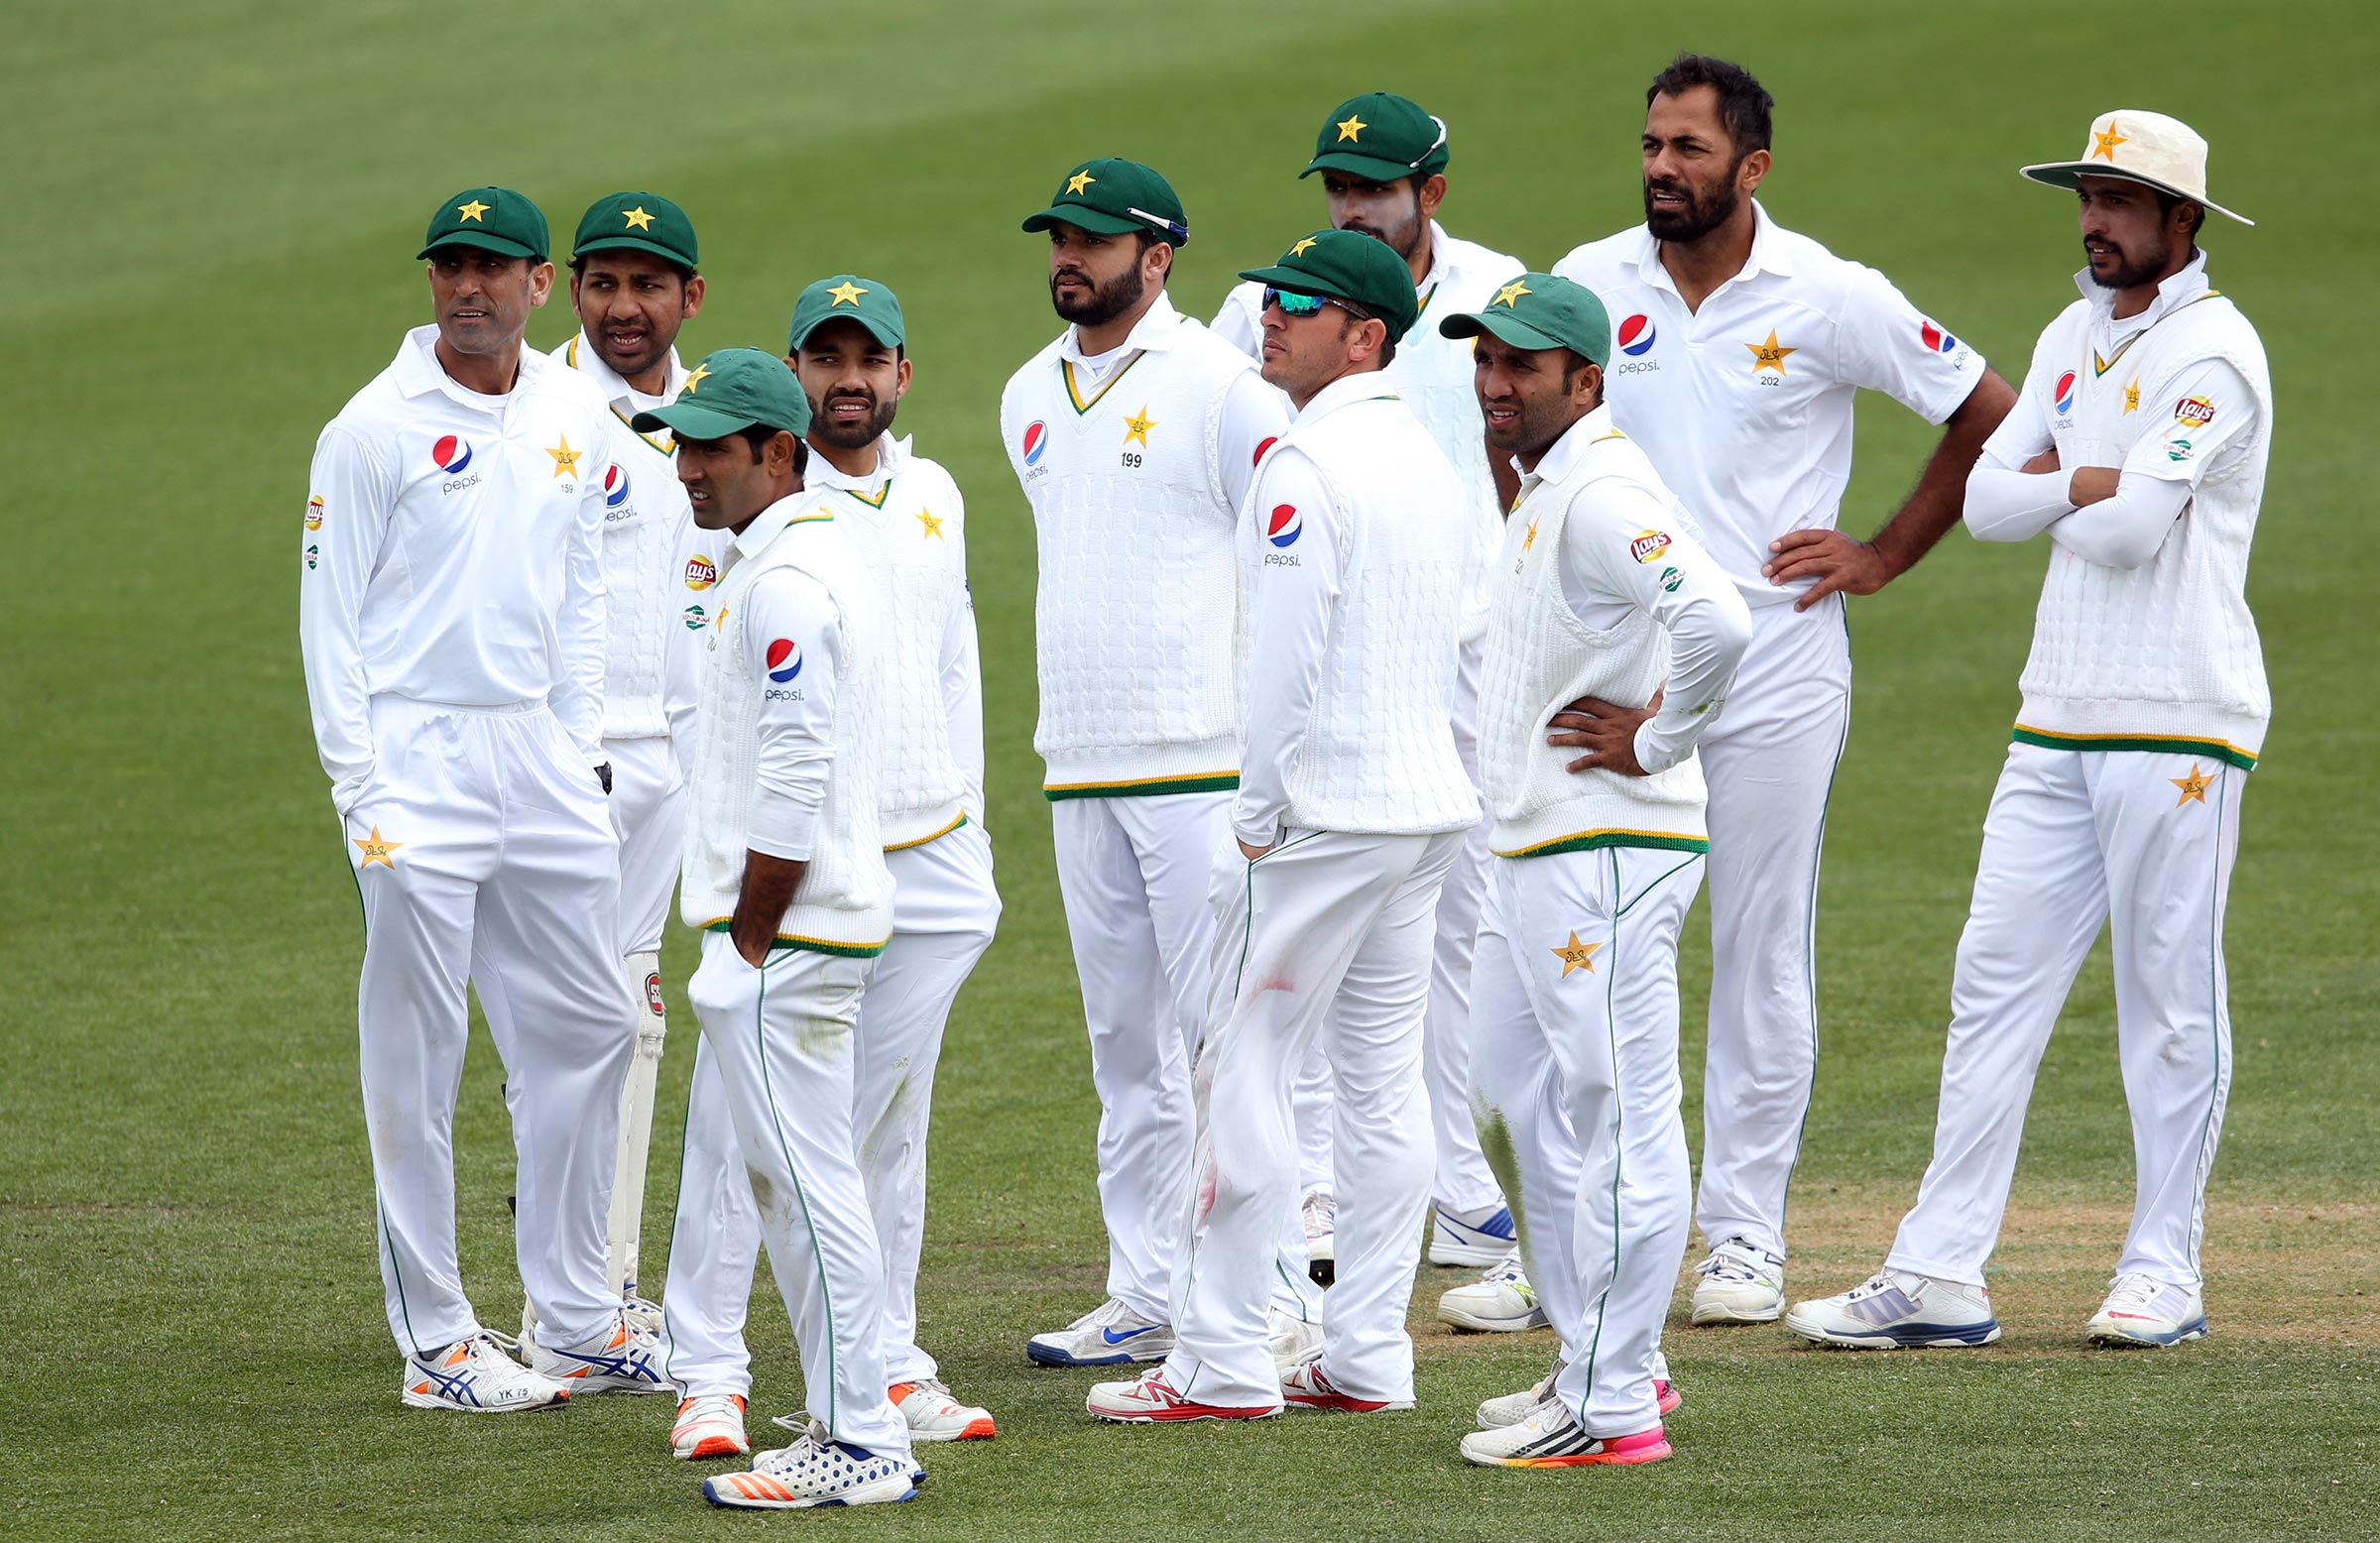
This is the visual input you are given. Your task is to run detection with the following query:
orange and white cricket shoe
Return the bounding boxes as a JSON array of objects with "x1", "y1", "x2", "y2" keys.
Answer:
[
  {"x1": 701, "y1": 1434, "x2": 920, "y2": 1510},
  {"x1": 1086, "y1": 1367, "x2": 1280, "y2": 1424},
  {"x1": 671, "y1": 1392, "x2": 751, "y2": 1460},
  {"x1": 1460, "y1": 1400, "x2": 1672, "y2": 1469},
  {"x1": 892, "y1": 1379, "x2": 996, "y2": 1442},
  {"x1": 398, "y1": 1333, "x2": 570, "y2": 1413},
  {"x1": 522, "y1": 1311, "x2": 673, "y2": 1395}
]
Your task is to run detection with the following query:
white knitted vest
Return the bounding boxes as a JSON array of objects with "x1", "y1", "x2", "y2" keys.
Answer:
[
  {"x1": 2020, "y1": 292, "x2": 2271, "y2": 762},
  {"x1": 679, "y1": 508, "x2": 894, "y2": 953},
  {"x1": 1001, "y1": 323, "x2": 1250, "y2": 795},
  {"x1": 1480, "y1": 434, "x2": 1710, "y2": 857}
]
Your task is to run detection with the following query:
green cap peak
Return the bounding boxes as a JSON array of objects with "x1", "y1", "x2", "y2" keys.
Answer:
[
  {"x1": 787, "y1": 275, "x2": 906, "y2": 353},
  {"x1": 571, "y1": 190, "x2": 697, "y2": 270},
  {"x1": 417, "y1": 186, "x2": 547, "y2": 263},
  {"x1": 631, "y1": 347, "x2": 810, "y2": 441},
  {"x1": 1438, "y1": 274, "x2": 1611, "y2": 367},
  {"x1": 1302, "y1": 92, "x2": 1449, "y2": 183},
  {"x1": 1020, "y1": 158, "x2": 1189, "y2": 245},
  {"x1": 1237, "y1": 228, "x2": 1420, "y2": 342}
]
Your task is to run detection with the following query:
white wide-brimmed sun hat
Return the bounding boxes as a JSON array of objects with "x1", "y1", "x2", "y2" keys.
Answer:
[{"x1": 2020, "y1": 109, "x2": 2253, "y2": 227}]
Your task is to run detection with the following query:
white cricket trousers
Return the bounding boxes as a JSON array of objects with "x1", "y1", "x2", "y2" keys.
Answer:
[
  {"x1": 1166, "y1": 827, "x2": 1462, "y2": 1408},
  {"x1": 602, "y1": 732, "x2": 685, "y2": 1302},
  {"x1": 664, "y1": 822, "x2": 998, "y2": 1393},
  {"x1": 1887, "y1": 742, "x2": 2244, "y2": 1288},
  {"x1": 1695, "y1": 596, "x2": 1850, "y2": 1259},
  {"x1": 681, "y1": 930, "x2": 910, "y2": 1457},
  {"x1": 1471, "y1": 844, "x2": 1702, "y2": 1435},
  {"x1": 344, "y1": 694, "x2": 628, "y2": 1358}
]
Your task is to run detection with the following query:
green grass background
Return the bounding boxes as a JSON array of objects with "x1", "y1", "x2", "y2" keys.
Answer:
[{"x1": 4, "y1": 1, "x2": 2375, "y2": 1538}]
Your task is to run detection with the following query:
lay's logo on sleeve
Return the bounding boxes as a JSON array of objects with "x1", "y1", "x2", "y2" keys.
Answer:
[
  {"x1": 1629, "y1": 530, "x2": 1672, "y2": 564},
  {"x1": 2174, "y1": 396, "x2": 2216, "y2": 429}
]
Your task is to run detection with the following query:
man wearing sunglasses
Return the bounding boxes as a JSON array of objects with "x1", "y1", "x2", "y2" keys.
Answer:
[{"x1": 1089, "y1": 231, "x2": 1478, "y2": 1424}]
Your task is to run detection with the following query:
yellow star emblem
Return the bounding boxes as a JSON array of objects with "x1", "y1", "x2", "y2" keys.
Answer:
[
  {"x1": 1551, "y1": 931, "x2": 1602, "y2": 979},
  {"x1": 1746, "y1": 328, "x2": 1797, "y2": 375},
  {"x1": 2091, "y1": 122, "x2": 2129, "y2": 161},
  {"x1": 682, "y1": 362, "x2": 712, "y2": 395},
  {"x1": 456, "y1": 199, "x2": 490, "y2": 223},
  {"x1": 353, "y1": 826, "x2": 405, "y2": 869},
  {"x1": 2170, "y1": 763, "x2": 2214, "y2": 806},
  {"x1": 2123, "y1": 378, "x2": 2141, "y2": 415},
  {"x1": 1521, "y1": 519, "x2": 1538, "y2": 552},
  {"x1": 546, "y1": 435, "x2": 581, "y2": 477},
  {"x1": 1066, "y1": 170, "x2": 1097, "y2": 196},
  {"x1": 827, "y1": 281, "x2": 868, "y2": 307},
  {"x1": 1289, "y1": 237, "x2": 1319, "y2": 258},
  {"x1": 622, "y1": 205, "x2": 655, "y2": 231},
  {"x1": 917, "y1": 508, "x2": 944, "y2": 540},
  {"x1": 1494, "y1": 280, "x2": 1533, "y2": 308},
  {"x1": 1123, "y1": 405, "x2": 1157, "y2": 448},
  {"x1": 1337, "y1": 114, "x2": 1368, "y2": 143}
]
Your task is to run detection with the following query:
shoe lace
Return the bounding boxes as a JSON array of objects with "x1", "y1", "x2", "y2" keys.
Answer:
[
  {"x1": 1300, "y1": 1190, "x2": 1336, "y2": 1229},
  {"x1": 2102, "y1": 1272, "x2": 2164, "y2": 1313},
  {"x1": 1693, "y1": 1239, "x2": 1767, "y2": 1282},
  {"x1": 1479, "y1": 1249, "x2": 1525, "y2": 1284}
]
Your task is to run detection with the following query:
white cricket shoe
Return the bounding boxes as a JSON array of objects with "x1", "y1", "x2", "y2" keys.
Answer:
[
  {"x1": 671, "y1": 1393, "x2": 751, "y2": 1460},
  {"x1": 1085, "y1": 1367, "x2": 1278, "y2": 1423},
  {"x1": 1690, "y1": 1236, "x2": 1787, "y2": 1324},
  {"x1": 1429, "y1": 1202, "x2": 1519, "y2": 1267},
  {"x1": 1784, "y1": 1269, "x2": 2002, "y2": 1349},
  {"x1": 1280, "y1": 1354, "x2": 1412, "y2": 1413},
  {"x1": 1476, "y1": 1358, "x2": 1681, "y2": 1428},
  {"x1": 1026, "y1": 1297, "x2": 1174, "y2": 1366},
  {"x1": 1459, "y1": 1399, "x2": 1672, "y2": 1469},
  {"x1": 2086, "y1": 1273, "x2": 2210, "y2": 1347},
  {"x1": 1268, "y1": 1307, "x2": 1324, "y2": 1369},
  {"x1": 399, "y1": 1332, "x2": 570, "y2": 1412},
  {"x1": 621, "y1": 1293, "x2": 663, "y2": 1337},
  {"x1": 892, "y1": 1377, "x2": 996, "y2": 1441},
  {"x1": 1437, "y1": 1249, "x2": 1548, "y2": 1332},
  {"x1": 702, "y1": 1434, "x2": 919, "y2": 1510},
  {"x1": 523, "y1": 1312, "x2": 674, "y2": 1394},
  {"x1": 1301, "y1": 1186, "x2": 1337, "y2": 1286}
]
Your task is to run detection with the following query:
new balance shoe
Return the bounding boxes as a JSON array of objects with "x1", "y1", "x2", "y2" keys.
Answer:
[
  {"x1": 1460, "y1": 1400, "x2": 1672, "y2": 1469},
  {"x1": 1477, "y1": 1360, "x2": 1681, "y2": 1429},
  {"x1": 671, "y1": 1393, "x2": 751, "y2": 1460},
  {"x1": 1785, "y1": 1269, "x2": 2001, "y2": 1349},
  {"x1": 1026, "y1": 1297, "x2": 1175, "y2": 1366},
  {"x1": 1268, "y1": 1307, "x2": 1323, "y2": 1369},
  {"x1": 892, "y1": 1378, "x2": 996, "y2": 1441},
  {"x1": 1690, "y1": 1236, "x2": 1787, "y2": 1324},
  {"x1": 2086, "y1": 1273, "x2": 2210, "y2": 1347},
  {"x1": 1301, "y1": 1186, "x2": 1337, "y2": 1288},
  {"x1": 1429, "y1": 1201, "x2": 1519, "y2": 1267},
  {"x1": 399, "y1": 1332, "x2": 570, "y2": 1412},
  {"x1": 702, "y1": 1434, "x2": 919, "y2": 1510},
  {"x1": 523, "y1": 1312, "x2": 674, "y2": 1393},
  {"x1": 1085, "y1": 1367, "x2": 1280, "y2": 1423},
  {"x1": 1437, "y1": 1250, "x2": 1548, "y2": 1332},
  {"x1": 1281, "y1": 1355, "x2": 1411, "y2": 1413}
]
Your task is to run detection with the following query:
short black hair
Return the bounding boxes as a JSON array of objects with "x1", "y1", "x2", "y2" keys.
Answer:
[
  {"x1": 1335, "y1": 308, "x2": 1396, "y2": 369},
  {"x1": 736, "y1": 425, "x2": 810, "y2": 474},
  {"x1": 2154, "y1": 190, "x2": 2207, "y2": 242},
  {"x1": 1647, "y1": 53, "x2": 1774, "y2": 157}
]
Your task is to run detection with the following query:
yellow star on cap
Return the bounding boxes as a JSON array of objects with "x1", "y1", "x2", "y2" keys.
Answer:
[
  {"x1": 917, "y1": 508, "x2": 944, "y2": 540},
  {"x1": 1289, "y1": 237, "x2": 1319, "y2": 257},
  {"x1": 1495, "y1": 279, "x2": 1533, "y2": 308},
  {"x1": 622, "y1": 205, "x2": 655, "y2": 231},
  {"x1": 1123, "y1": 405, "x2": 1157, "y2": 448},
  {"x1": 2170, "y1": 763, "x2": 2214, "y2": 806},
  {"x1": 2091, "y1": 122, "x2": 2129, "y2": 161},
  {"x1": 1066, "y1": 170, "x2": 1097, "y2": 195},
  {"x1": 456, "y1": 199, "x2": 490, "y2": 223},
  {"x1": 1746, "y1": 328, "x2": 1797, "y2": 375},
  {"x1": 2123, "y1": 378, "x2": 2141, "y2": 415},
  {"x1": 827, "y1": 280, "x2": 868, "y2": 307},
  {"x1": 1337, "y1": 113, "x2": 1368, "y2": 143},
  {"x1": 353, "y1": 826, "x2": 405, "y2": 869},
  {"x1": 682, "y1": 362, "x2": 712, "y2": 395},
  {"x1": 546, "y1": 434, "x2": 581, "y2": 477},
  {"x1": 1551, "y1": 931, "x2": 1602, "y2": 979}
]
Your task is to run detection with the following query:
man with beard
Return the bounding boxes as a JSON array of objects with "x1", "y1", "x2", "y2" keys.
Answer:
[
  {"x1": 660, "y1": 277, "x2": 1002, "y2": 1460},
  {"x1": 999, "y1": 159, "x2": 1293, "y2": 1367},
  {"x1": 1553, "y1": 55, "x2": 2016, "y2": 1328},
  {"x1": 1790, "y1": 112, "x2": 2267, "y2": 1352},
  {"x1": 1211, "y1": 92, "x2": 1539, "y2": 1318}
]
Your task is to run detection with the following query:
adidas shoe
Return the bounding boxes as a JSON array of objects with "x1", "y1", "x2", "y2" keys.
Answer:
[
  {"x1": 1280, "y1": 1355, "x2": 1411, "y2": 1413},
  {"x1": 1784, "y1": 1269, "x2": 2002, "y2": 1350},
  {"x1": 671, "y1": 1392, "x2": 751, "y2": 1460},
  {"x1": 399, "y1": 1332, "x2": 569, "y2": 1412},
  {"x1": 1026, "y1": 1297, "x2": 1174, "y2": 1367},
  {"x1": 702, "y1": 1434, "x2": 919, "y2": 1509},
  {"x1": 1301, "y1": 1186, "x2": 1337, "y2": 1288},
  {"x1": 523, "y1": 1312, "x2": 674, "y2": 1393},
  {"x1": 1437, "y1": 1250, "x2": 1548, "y2": 1332},
  {"x1": 1460, "y1": 1400, "x2": 1671, "y2": 1469},
  {"x1": 1085, "y1": 1367, "x2": 1279, "y2": 1423},
  {"x1": 1691, "y1": 1236, "x2": 1787, "y2": 1324},
  {"x1": 892, "y1": 1378, "x2": 996, "y2": 1441},
  {"x1": 1429, "y1": 1202, "x2": 1518, "y2": 1267},
  {"x1": 1477, "y1": 1360, "x2": 1681, "y2": 1429},
  {"x1": 2086, "y1": 1272, "x2": 2209, "y2": 1347}
]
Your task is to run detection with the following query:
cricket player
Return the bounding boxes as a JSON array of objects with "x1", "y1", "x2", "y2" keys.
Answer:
[
  {"x1": 1211, "y1": 91, "x2": 1530, "y2": 1294},
  {"x1": 662, "y1": 278, "x2": 1002, "y2": 1461},
  {"x1": 1789, "y1": 111, "x2": 2267, "y2": 1352},
  {"x1": 1552, "y1": 54, "x2": 2016, "y2": 1324},
  {"x1": 1088, "y1": 231, "x2": 1475, "y2": 1424},
  {"x1": 634, "y1": 348, "x2": 918, "y2": 1509},
  {"x1": 544, "y1": 189, "x2": 701, "y2": 1330},
  {"x1": 999, "y1": 159, "x2": 1294, "y2": 1366},
  {"x1": 1437, "y1": 277, "x2": 1748, "y2": 1469},
  {"x1": 299, "y1": 187, "x2": 666, "y2": 1410}
]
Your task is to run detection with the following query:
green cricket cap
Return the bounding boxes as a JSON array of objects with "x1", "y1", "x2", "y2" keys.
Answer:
[
  {"x1": 1020, "y1": 158, "x2": 1190, "y2": 245},
  {"x1": 417, "y1": 186, "x2": 548, "y2": 262},
  {"x1": 1439, "y1": 274, "x2": 1611, "y2": 366},
  {"x1": 570, "y1": 190, "x2": 698, "y2": 270},
  {"x1": 786, "y1": 275, "x2": 906, "y2": 352},
  {"x1": 631, "y1": 348, "x2": 811, "y2": 441},
  {"x1": 1237, "y1": 228, "x2": 1420, "y2": 342},
  {"x1": 1302, "y1": 92, "x2": 1450, "y2": 183}
]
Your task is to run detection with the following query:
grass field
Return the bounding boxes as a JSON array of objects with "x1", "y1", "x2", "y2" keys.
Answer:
[{"x1": 5, "y1": 2, "x2": 2377, "y2": 1538}]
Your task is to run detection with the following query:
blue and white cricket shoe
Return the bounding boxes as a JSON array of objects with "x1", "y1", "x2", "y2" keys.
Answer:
[
  {"x1": 1429, "y1": 1202, "x2": 1518, "y2": 1267},
  {"x1": 1026, "y1": 1297, "x2": 1175, "y2": 1366},
  {"x1": 522, "y1": 1311, "x2": 675, "y2": 1393},
  {"x1": 2086, "y1": 1273, "x2": 2209, "y2": 1347},
  {"x1": 399, "y1": 1332, "x2": 570, "y2": 1412},
  {"x1": 1784, "y1": 1269, "x2": 2002, "y2": 1350},
  {"x1": 703, "y1": 1434, "x2": 919, "y2": 1509}
]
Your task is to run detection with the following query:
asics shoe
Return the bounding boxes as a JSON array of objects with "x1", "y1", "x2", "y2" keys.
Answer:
[
  {"x1": 1690, "y1": 1236, "x2": 1787, "y2": 1324},
  {"x1": 2086, "y1": 1273, "x2": 2210, "y2": 1347},
  {"x1": 523, "y1": 1312, "x2": 674, "y2": 1393},
  {"x1": 1026, "y1": 1297, "x2": 1174, "y2": 1366},
  {"x1": 892, "y1": 1378, "x2": 996, "y2": 1441},
  {"x1": 1460, "y1": 1400, "x2": 1671, "y2": 1469},
  {"x1": 1437, "y1": 1250, "x2": 1548, "y2": 1332},
  {"x1": 1429, "y1": 1202, "x2": 1519, "y2": 1268},
  {"x1": 621, "y1": 1293, "x2": 663, "y2": 1337},
  {"x1": 1085, "y1": 1367, "x2": 1279, "y2": 1423},
  {"x1": 702, "y1": 1434, "x2": 918, "y2": 1509},
  {"x1": 1784, "y1": 1269, "x2": 2001, "y2": 1350},
  {"x1": 1301, "y1": 1187, "x2": 1337, "y2": 1287},
  {"x1": 671, "y1": 1392, "x2": 751, "y2": 1460},
  {"x1": 1280, "y1": 1355, "x2": 1411, "y2": 1413},
  {"x1": 1477, "y1": 1360, "x2": 1680, "y2": 1428},
  {"x1": 399, "y1": 1332, "x2": 569, "y2": 1413}
]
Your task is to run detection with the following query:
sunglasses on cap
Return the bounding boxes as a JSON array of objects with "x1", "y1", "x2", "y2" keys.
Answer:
[{"x1": 1262, "y1": 287, "x2": 1373, "y2": 322}]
